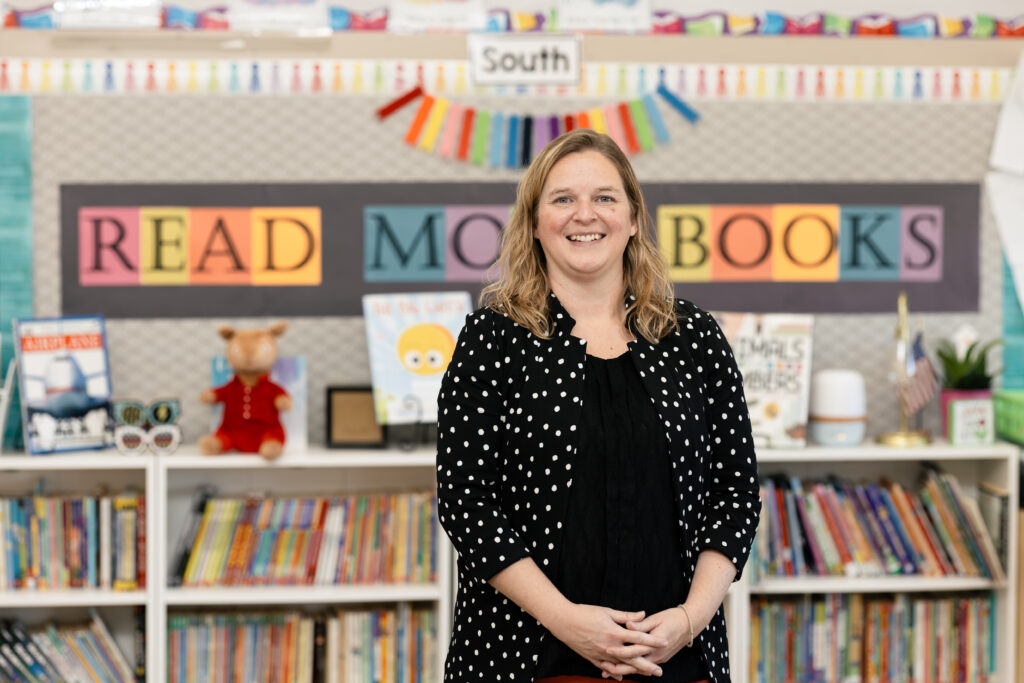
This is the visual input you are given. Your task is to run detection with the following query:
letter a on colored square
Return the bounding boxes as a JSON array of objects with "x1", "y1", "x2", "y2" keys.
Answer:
[{"x1": 190, "y1": 208, "x2": 252, "y2": 285}]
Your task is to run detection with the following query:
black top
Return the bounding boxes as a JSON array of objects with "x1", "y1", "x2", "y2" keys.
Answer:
[
  {"x1": 437, "y1": 297, "x2": 761, "y2": 683},
  {"x1": 534, "y1": 351, "x2": 710, "y2": 682}
]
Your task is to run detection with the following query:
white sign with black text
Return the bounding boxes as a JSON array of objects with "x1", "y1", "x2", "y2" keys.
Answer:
[{"x1": 467, "y1": 34, "x2": 581, "y2": 87}]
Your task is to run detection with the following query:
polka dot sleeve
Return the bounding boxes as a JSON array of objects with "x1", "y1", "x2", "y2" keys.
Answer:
[
  {"x1": 436, "y1": 309, "x2": 531, "y2": 583},
  {"x1": 688, "y1": 305, "x2": 762, "y2": 580}
]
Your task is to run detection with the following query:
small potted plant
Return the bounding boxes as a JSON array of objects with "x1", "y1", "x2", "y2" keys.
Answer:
[{"x1": 936, "y1": 325, "x2": 1000, "y2": 444}]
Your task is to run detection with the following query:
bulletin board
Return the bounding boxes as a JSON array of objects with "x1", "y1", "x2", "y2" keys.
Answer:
[{"x1": 16, "y1": 46, "x2": 1010, "y2": 445}]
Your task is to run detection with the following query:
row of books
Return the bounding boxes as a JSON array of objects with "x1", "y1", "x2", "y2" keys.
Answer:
[
  {"x1": 0, "y1": 493, "x2": 145, "y2": 591},
  {"x1": 0, "y1": 609, "x2": 140, "y2": 683},
  {"x1": 750, "y1": 465, "x2": 1005, "y2": 581},
  {"x1": 170, "y1": 492, "x2": 437, "y2": 587},
  {"x1": 167, "y1": 605, "x2": 436, "y2": 683},
  {"x1": 750, "y1": 593, "x2": 996, "y2": 683}
]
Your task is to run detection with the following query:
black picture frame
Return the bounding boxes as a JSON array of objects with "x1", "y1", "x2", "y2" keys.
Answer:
[{"x1": 325, "y1": 386, "x2": 386, "y2": 448}]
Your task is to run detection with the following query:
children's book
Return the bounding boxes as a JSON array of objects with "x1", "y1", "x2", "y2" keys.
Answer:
[
  {"x1": 362, "y1": 292, "x2": 473, "y2": 425},
  {"x1": 13, "y1": 316, "x2": 114, "y2": 454},
  {"x1": 714, "y1": 313, "x2": 814, "y2": 448},
  {"x1": 210, "y1": 356, "x2": 308, "y2": 455}
]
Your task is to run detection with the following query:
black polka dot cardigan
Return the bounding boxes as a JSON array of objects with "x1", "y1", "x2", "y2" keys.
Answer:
[{"x1": 436, "y1": 294, "x2": 761, "y2": 683}]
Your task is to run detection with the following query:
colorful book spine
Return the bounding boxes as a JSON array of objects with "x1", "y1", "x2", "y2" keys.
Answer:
[
  {"x1": 791, "y1": 478, "x2": 826, "y2": 575},
  {"x1": 864, "y1": 483, "x2": 914, "y2": 574},
  {"x1": 876, "y1": 483, "x2": 923, "y2": 575}
]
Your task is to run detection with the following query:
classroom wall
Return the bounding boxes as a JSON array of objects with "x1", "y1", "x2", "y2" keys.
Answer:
[{"x1": 29, "y1": 93, "x2": 1004, "y2": 445}]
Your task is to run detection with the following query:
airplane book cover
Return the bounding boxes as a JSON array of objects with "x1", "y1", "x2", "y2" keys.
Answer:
[
  {"x1": 14, "y1": 315, "x2": 115, "y2": 454},
  {"x1": 362, "y1": 292, "x2": 472, "y2": 425}
]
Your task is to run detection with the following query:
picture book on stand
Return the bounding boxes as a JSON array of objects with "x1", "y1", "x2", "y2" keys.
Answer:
[
  {"x1": 714, "y1": 313, "x2": 814, "y2": 448},
  {"x1": 13, "y1": 315, "x2": 114, "y2": 454},
  {"x1": 362, "y1": 292, "x2": 472, "y2": 425},
  {"x1": 210, "y1": 355, "x2": 308, "y2": 454}
]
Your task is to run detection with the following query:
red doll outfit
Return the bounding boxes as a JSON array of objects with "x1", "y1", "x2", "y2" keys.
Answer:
[{"x1": 212, "y1": 374, "x2": 287, "y2": 452}]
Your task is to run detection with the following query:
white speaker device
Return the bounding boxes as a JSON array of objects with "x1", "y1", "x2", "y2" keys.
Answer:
[{"x1": 808, "y1": 369, "x2": 867, "y2": 446}]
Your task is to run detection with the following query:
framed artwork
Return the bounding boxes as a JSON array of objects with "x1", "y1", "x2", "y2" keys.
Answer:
[{"x1": 326, "y1": 386, "x2": 386, "y2": 448}]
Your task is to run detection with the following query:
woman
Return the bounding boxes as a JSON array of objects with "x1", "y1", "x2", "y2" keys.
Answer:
[{"x1": 436, "y1": 129, "x2": 760, "y2": 683}]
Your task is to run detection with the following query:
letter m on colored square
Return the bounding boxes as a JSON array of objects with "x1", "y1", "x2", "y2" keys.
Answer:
[{"x1": 364, "y1": 206, "x2": 446, "y2": 282}]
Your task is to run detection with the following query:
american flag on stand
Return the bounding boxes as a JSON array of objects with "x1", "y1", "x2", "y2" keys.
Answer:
[{"x1": 900, "y1": 332, "x2": 938, "y2": 415}]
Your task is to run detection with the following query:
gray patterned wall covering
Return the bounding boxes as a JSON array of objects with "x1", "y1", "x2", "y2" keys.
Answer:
[{"x1": 31, "y1": 96, "x2": 1003, "y2": 445}]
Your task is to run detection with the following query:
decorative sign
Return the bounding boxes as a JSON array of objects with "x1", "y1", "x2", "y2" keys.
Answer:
[
  {"x1": 61, "y1": 182, "x2": 977, "y2": 317},
  {"x1": 467, "y1": 34, "x2": 581, "y2": 86},
  {"x1": 77, "y1": 206, "x2": 322, "y2": 286},
  {"x1": 947, "y1": 397, "x2": 995, "y2": 445},
  {"x1": 656, "y1": 204, "x2": 943, "y2": 283}
]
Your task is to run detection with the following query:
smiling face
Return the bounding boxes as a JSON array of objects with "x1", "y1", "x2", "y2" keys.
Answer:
[
  {"x1": 397, "y1": 323, "x2": 456, "y2": 376},
  {"x1": 533, "y1": 149, "x2": 637, "y2": 289}
]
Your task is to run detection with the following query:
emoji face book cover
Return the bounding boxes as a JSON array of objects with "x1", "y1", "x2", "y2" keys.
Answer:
[{"x1": 362, "y1": 292, "x2": 473, "y2": 425}]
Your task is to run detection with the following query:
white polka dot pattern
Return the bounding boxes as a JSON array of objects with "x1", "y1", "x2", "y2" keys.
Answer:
[{"x1": 436, "y1": 295, "x2": 761, "y2": 682}]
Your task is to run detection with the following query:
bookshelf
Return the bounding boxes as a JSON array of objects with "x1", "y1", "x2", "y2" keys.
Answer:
[
  {"x1": 0, "y1": 453, "x2": 156, "y2": 678},
  {"x1": 727, "y1": 442, "x2": 1020, "y2": 683},
  {"x1": 1, "y1": 442, "x2": 1016, "y2": 681},
  {"x1": 157, "y1": 446, "x2": 450, "y2": 682},
  {"x1": 0, "y1": 446, "x2": 451, "y2": 682}
]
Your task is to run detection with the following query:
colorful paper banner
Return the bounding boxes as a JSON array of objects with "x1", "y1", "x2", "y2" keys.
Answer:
[{"x1": 0, "y1": 58, "x2": 1011, "y2": 104}]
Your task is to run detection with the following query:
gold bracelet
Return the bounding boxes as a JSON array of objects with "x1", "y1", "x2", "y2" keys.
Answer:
[{"x1": 678, "y1": 604, "x2": 695, "y2": 648}]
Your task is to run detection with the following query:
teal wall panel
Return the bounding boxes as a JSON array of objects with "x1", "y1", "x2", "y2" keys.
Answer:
[{"x1": 0, "y1": 96, "x2": 32, "y2": 450}]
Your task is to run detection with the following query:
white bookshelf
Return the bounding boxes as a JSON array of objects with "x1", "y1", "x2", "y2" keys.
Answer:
[
  {"x1": 0, "y1": 446, "x2": 451, "y2": 682},
  {"x1": 0, "y1": 452, "x2": 158, "y2": 678},
  {"x1": 727, "y1": 441, "x2": 1020, "y2": 683},
  {"x1": 156, "y1": 445, "x2": 451, "y2": 682}
]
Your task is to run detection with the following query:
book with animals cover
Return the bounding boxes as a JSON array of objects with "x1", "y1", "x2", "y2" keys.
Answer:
[{"x1": 714, "y1": 313, "x2": 814, "y2": 448}]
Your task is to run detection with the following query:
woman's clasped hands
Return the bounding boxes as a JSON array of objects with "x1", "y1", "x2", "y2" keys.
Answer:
[{"x1": 548, "y1": 603, "x2": 700, "y2": 680}]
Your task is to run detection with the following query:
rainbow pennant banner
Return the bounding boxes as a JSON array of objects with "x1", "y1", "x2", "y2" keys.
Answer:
[
  {"x1": 0, "y1": 58, "x2": 1012, "y2": 104},
  {"x1": 375, "y1": 81, "x2": 705, "y2": 166}
]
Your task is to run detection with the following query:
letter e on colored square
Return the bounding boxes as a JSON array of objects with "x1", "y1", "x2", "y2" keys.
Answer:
[{"x1": 141, "y1": 207, "x2": 190, "y2": 285}]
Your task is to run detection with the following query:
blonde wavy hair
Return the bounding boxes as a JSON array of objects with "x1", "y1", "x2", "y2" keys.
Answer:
[{"x1": 480, "y1": 129, "x2": 677, "y2": 343}]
